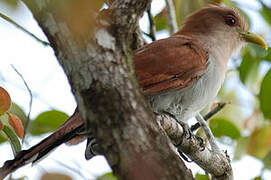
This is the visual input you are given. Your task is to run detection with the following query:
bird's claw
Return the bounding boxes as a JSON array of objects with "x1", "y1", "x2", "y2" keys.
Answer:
[{"x1": 195, "y1": 135, "x2": 205, "y2": 151}]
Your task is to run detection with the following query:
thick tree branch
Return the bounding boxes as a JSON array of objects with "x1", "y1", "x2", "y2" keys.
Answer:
[{"x1": 18, "y1": 0, "x2": 193, "y2": 179}]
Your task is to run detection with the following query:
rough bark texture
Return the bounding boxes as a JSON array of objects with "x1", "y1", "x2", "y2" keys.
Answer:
[{"x1": 21, "y1": 0, "x2": 194, "y2": 179}]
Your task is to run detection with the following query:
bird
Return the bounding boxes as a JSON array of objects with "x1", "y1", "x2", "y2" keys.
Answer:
[{"x1": 0, "y1": 5, "x2": 267, "y2": 175}]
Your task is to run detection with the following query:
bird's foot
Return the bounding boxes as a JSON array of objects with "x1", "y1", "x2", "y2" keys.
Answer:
[
  {"x1": 85, "y1": 136, "x2": 100, "y2": 160},
  {"x1": 195, "y1": 114, "x2": 220, "y2": 153}
]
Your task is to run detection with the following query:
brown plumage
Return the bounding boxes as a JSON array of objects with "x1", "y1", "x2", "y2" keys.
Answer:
[{"x1": 134, "y1": 35, "x2": 207, "y2": 95}]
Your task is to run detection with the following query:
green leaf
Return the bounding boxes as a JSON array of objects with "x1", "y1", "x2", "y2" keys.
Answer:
[
  {"x1": 0, "y1": 132, "x2": 7, "y2": 143},
  {"x1": 96, "y1": 172, "x2": 118, "y2": 180},
  {"x1": 8, "y1": 103, "x2": 28, "y2": 126},
  {"x1": 2, "y1": 0, "x2": 19, "y2": 8},
  {"x1": 239, "y1": 45, "x2": 262, "y2": 88},
  {"x1": 253, "y1": 176, "x2": 262, "y2": 180},
  {"x1": 247, "y1": 125, "x2": 271, "y2": 159},
  {"x1": 2, "y1": 125, "x2": 21, "y2": 156},
  {"x1": 263, "y1": 48, "x2": 271, "y2": 62},
  {"x1": 154, "y1": 8, "x2": 167, "y2": 31},
  {"x1": 263, "y1": 149, "x2": 271, "y2": 170},
  {"x1": 260, "y1": 4, "x2": 271, "y2": 26},
  {"x1": 233, "y1": 137, "x2": 249, "y2": 160},
  {"x1": 177, "y1": 0, "x2": 206, "y2": 26},
  {"x1": 210, "y1": 118, "x2": 241, "y2": 139},
  {"x1": 30, "y1": 110, "x2": 69, "y2": 135},
  {"x1": 259, "y1": 69, "x2": 271, "y2": 119},
  {"x1": 195, "y1": 173, "x2": 209, "y2": 180}
]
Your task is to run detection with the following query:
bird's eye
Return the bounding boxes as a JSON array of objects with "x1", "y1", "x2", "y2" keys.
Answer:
[{"x1": 224, "y1": 15, "x2": 238, "y2": 27}]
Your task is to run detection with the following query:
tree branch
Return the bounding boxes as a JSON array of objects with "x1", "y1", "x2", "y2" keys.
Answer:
[
  {"x1": 165, "y1": 0, "x2": 178, "y2": 34},
  {"x1": 191, "y1": 102, "x2": 227, "y2": 131},
  {"x1": 0, "y1": 12, "x2": 50, "y2": 46},
  {"x1": 158, "y1": 114, "x2": 233, "y2": 180},
  {"x1": 147, "y1": 5, "x2": 156, "y2": 41},
  {"x1": 10, "y1": 65, "x2": 33, "y2": 143}
]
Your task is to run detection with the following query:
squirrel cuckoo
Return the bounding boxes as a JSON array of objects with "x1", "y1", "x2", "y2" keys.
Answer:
[{"x1": 1, "y1": 6, "x2": 267, "y2": 172}]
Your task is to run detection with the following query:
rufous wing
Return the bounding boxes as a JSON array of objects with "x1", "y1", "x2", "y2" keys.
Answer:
[{"x1": 133, "y1": 35, "x2": 208, "y2": 95}]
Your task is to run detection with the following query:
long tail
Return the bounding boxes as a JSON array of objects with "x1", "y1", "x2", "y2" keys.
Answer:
[{"x1": 0, "y1": 109, "x2": 88, "y2": 179}]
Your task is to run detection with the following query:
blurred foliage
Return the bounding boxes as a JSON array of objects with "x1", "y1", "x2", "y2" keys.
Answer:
[
  {"x1": 2, "y1": 0, "x2": 19, "y2": 8},
  {"x1": 260, "y1": 3, "x2": 271, "y2": 27},
  {"x1": 154, "y1": 8, "x2": 167, "y2": 31},
  {"x1": 259, "y1": 69, "x2": 271, "y2": 119},
  {"x1": 96, "y1": 172, "x2": 118, "y2": 180},
  {"x1": 195, "y1": 173, "x2": 209, "y2": 180},
  {"x1": 247, "y1": 125, "x2": 271, "y2": 159},
  {"x1": 210, "y1": 118, "x2": 240, "y2": 139},
  {"x1": 40, "y1": 172, "x2": 72, "y2": 180},
  {"x1": 30, "y1": 110, "x2": 69, "y2": 135}
]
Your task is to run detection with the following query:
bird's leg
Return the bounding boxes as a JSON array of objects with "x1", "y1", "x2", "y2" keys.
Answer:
[{"x1": 195, "y1": 114, "x2": 220, "y2": 153}]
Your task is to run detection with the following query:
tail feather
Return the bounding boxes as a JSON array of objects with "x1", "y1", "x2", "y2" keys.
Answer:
[{"x1": 0, "y1": 109, "x2": 85, "y2": 178}]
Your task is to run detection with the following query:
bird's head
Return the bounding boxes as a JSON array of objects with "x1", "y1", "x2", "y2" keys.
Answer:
[{"x1": 176, "y1": 6, "x2": 267, "y2": 62}]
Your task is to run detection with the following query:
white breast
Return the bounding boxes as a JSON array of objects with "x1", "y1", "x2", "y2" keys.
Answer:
[{"x1": 148, "y1": 55, "x2": 225, "y2": 122}]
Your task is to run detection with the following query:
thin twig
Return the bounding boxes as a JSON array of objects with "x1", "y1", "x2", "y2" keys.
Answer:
[
  {"x1": 11, "y1": 65, "x2": 33, "y2": 143},
  {"x1": 191, "y1": 102, "x2": 228, "y2": 132},
  {"x1": 0, "y1": 12, "x2": 50, "y2": 46},
  {"x1": 146, "y1": 5, "x2": 156, "y2": 41},
  {"x1": 165, "y1": 0, "x2": 178, "y2": 34}
]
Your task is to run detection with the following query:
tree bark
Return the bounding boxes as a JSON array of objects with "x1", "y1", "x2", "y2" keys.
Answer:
[{"x1": 21, "y1": 0, "x2": 194, "y2": 179}]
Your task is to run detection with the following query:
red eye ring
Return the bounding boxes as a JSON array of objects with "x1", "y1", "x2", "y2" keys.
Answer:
[{"x1": 224, "y1": 15, "x2": 238, "y2": 26}]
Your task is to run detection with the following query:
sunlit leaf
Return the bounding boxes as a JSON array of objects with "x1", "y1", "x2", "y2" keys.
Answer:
[
  {"x1": 2, "y1": 125, "x2": 21, "y2": 156},
  {"x1": 195, "y1": 173, "x2": 209, "y2": 180},
  {"x1": 247, "y1": 125, "x2": 271, "y2": 159},
  {"x1": 239, "y1": 50, "x2": 259, "y2": 84},
  {"x1": 263, "y1": 149, "x2": 271, "y2": 170},
  {"x1": 233, "y1": 137, "x2": 249, "y2": 160},
  {"x1": 8, "y1": 113, "x2": 24, "y2": 138},
  {"x1": 2, "y1": 0, "x2": 19, "y2": 8},
  {"x1": 176, "y1": 0, "x2": 206, "y2": 26},
  {"x1": 154, "y1": 8, "x2": 167, "y2": 31},
  {"x1": 0, "y1": 120, "x2": 3, "y2": 131},
  {"x1": 0, "y1": 132, "x2": 7, "y2": 143},
  {"x1": 30, "y1": 110, "x2": 69, "y2": 135},
  {"x1": 97, "y1": 172, "x2": 118, "y2": 180},
  {"x1": 0, "y1": 86, "x2": 11, "y2": 115},
  {"x1": 210, "y1": 118, "x2": 241, "y2": 139},
  {"x1": 259, "y1": 69, "x2": 271, "y2": 119},
  {"x1": 263, "y1": 48, "x2": 271, "y2": 62},
  {"x1": 41, "y1": 172, "x2": 72, "y2": 180},
  {"x1": 260, "y1": 4, "x2": 271, "y2": 27},
  {"x1": 216, "y1": 89, "x2": 244, "y2": 128},
  {"x1": 239, "y1": 45, "x2": 262, "y2": 89},
  {"x1": 8, "y1": 103, "x2": 28, "y2": 126}
]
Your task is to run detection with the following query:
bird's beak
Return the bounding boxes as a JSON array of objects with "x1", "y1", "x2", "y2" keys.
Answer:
[{"x1": 240, "y1": 31, "x2": 268, "y2": 50}]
